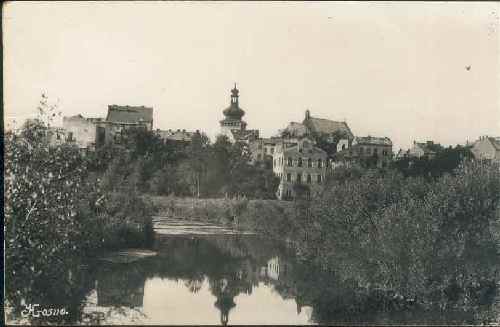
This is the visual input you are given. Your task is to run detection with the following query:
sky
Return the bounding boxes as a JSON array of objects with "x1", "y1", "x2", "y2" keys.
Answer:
[{"x1": 3, "y1": 1, "x2": 500, "y2": 150}]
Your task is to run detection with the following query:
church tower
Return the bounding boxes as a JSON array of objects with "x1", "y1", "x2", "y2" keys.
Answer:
[{"x1": 220, "y1": 84, "x2": 247, "y2": 139}]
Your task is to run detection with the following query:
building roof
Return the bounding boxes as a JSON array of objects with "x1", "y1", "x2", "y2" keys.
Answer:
[
  {"x1": 106, "y1": 105, "x2": 153, "y2": 125},
  {"x1": 156, "y1": 129, "x2": 195, "y2": 142},
  {"x1": 303, "y1": 115, "x2": 354, "y2": 138},
  {"x1": 488, "y1": 137, "x2": 500, "y2": 150},
  {"x1": 354, "y1": 136, "x2": 392, "y2": 146},
  {"x1": 282, "y1": 122, "x2": 309, "y2": 138},
  {"x1": 231, "y1": 129, "x2": 259, "y2": 142},
  {"x1": 222, "y1": 86, "x2": 245, "y2": 120},
  {"x1": 283, "y1": 144, "x2": 326, "y2": 156}
]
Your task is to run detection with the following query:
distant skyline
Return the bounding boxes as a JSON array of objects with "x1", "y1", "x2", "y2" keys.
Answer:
[{"x1": 4, "y1": 1, "x2": 500, "y2": 150}]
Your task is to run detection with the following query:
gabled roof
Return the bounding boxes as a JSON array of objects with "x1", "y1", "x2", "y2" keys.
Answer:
[
  {"x1": 106, "y1": 105, "x2": 153, "y2": 125},
  {"x1": 303, "y1": 116, "x2": 353, "y2": 138}
]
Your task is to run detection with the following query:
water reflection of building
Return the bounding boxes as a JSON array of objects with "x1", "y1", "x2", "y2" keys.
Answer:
[{"x1": 267, "y1": 256, "x2": 280, "y2": 281}]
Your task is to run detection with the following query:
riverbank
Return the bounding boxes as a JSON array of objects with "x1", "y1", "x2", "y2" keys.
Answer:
[{"x1": 144, "y1": 195, "x2": 297, "y2": 239}]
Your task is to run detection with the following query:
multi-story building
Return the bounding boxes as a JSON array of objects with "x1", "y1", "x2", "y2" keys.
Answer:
[
  {"x1": 249, "y1": 137, "x2": 281, "y2": 164},
  {"x1": 273, "y1": 137, "x2": 328, "y2": 200},
  {"x1": 471, "y1": 136, "x2": 500, "y2": 164},
  {"x1": 94, "y1": 105, "x2": 154, "y2": 146},
  {"x1": 219, "y1": 84, "x2": 259, "y2": 143},
  {"x1": 62, "y1": 114, "x2": 103, "y2": 150},
  {"x1": 278, "y1": 110, "x2": 354, "y2": 157},
  {"x1": 332, "y1": 135, "x2": 393, "y2": 168}
]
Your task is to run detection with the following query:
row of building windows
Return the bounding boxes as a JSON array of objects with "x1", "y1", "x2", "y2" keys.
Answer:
[
  {"x1": 274, "y1": 157, "x2": 328, "y2": 168},
  {"x1": 257, "y1": 144, "x2": 276, "y2": 154},
  {"x1": 277, "y1": 172, "x2": 323, "y2": 184}
]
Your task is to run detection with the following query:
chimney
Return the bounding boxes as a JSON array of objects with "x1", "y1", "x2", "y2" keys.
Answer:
[{"x1": 305, "y1": 109, "x2": 310, "y2": 120}]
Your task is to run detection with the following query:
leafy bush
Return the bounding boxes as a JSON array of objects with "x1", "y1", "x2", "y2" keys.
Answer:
[{"x1": 298, "y1": 161, "x2": 500, "y2": 309}]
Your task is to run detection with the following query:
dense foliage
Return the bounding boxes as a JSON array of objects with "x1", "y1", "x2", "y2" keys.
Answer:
[
  {"x1": 392, "y1": 145, "x2": 474, "y2": 178},
  {"x1": 295, "y1": 161, "x2": 500, "y2": 310},
  {"x1": 4, "y1": 97, "x2": 153, "y2": 322},
  {"x1": 96, "y1": 129, "x2": 280, "y2": 199}
]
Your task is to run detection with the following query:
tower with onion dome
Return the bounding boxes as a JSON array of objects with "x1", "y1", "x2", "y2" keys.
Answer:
[
  {"x1": 219, "y1": 84, "x2": 259, "y2": 142},
  {"x1": 220, "y1": 84, "x2": 246, "y2": 136}
]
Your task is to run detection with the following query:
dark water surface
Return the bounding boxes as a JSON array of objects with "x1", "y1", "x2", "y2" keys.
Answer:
[{"x1": 6, "y1": 218, "x2": 500, "y2": 325}]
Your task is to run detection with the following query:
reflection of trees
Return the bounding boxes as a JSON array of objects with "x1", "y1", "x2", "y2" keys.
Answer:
[
  {"x1": 11, "y1": 232, "x2": 497, "y2": 326},
  {"x1": 184, "y1": 278, "x2": 204, "y2": 294},
  {"x1": 96, "y1": 263, "x2": 147, "y2": 307}
]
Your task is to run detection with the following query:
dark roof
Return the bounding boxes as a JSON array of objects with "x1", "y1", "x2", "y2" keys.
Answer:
[
  {"x1": 223, "y1": 103, "x2": 245, "y2": 120},
  {"x1": 355, "y1": 136, "x2": 392, "y2": 146},
  {"x1": 303, "y1": 116, "x2": 353, "y2": 138},
  {"x1": 106, "y1": 105, "x2": 153, "y2": 125}
]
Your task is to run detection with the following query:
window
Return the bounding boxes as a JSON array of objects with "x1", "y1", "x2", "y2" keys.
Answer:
[
  {"x1": 287, "y1": 158, "x2": 293, "y2": 167},
  {"x1": 271, "y1": 148, "x2": 274, "y2": 154},
  {"x1": 286, "y1": 173, "x2": 292, "y2": 182},
  {"x1": 366, "y1": 147, "x2": 371, "y2": 154},
  {"x1": 257, "y1": 154, "x2": 262, "y2": 160},
  {"x1": 359, "y1": 147, "x2": 364, "y2": 155},
  {"x1": 374, "y1": 148, "x2": 378, "y2": 154},
  {"x1": 258, "y1": 144, "x2": 262, "y2": 149},
  {"x1": 317, "y1": 159, "x2": 323, "y2": 168},
  {"x1": 265, "y1": 148, "x2": 268, "y2": 154},
  {"x1": 308, "y1": 158, "x2": 312, "y2": 168},
  {"x1": 317, "y1": 174, "x2": 323, "y2": 184},
  {"x1": 326, "y1": 160, "x2": 330, "y2": 168},
  {"x1": 307, "y1": 174, "x2": 312, "y2": 184},
  {"x1": 342, "y1": 144, "x2": 346, "y2": 150},
  {"x1": 67, "y1": 132, "x2": 74, "y2": 142},
  {"x1": 297, "y1": 173, "x2": 302, "y2": 183},
  {"x1": 298, "y1": 157, "x2": 303, "y2": 167}
]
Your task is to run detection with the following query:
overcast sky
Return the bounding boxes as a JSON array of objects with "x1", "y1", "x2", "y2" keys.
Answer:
[{"x1": 3, "y1": 1, "x2": 500, "y2": 150}]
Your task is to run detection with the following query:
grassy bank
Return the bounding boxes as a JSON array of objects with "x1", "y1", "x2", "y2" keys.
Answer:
[{"x1": 146, "y1": 195, "x2": 296, "y2": 238}]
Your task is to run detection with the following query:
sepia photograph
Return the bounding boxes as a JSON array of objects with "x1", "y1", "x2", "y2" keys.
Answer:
[{"x1": 3, "y1": 1, "x2": 500, "y2": 325}]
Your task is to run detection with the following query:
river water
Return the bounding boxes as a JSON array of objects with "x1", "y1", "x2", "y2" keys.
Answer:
[{"x1": 6, "y1": 217, "x2": 500, "y2": 325}]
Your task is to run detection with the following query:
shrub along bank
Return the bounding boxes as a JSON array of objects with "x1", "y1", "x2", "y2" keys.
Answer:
[{"x1": 4, "y1": 107, "x2": 153, "y2": 317}]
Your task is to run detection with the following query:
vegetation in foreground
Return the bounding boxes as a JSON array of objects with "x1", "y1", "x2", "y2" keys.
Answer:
[{"x1": 3, "y1": 96, "x2": 153, "y2": 322}]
